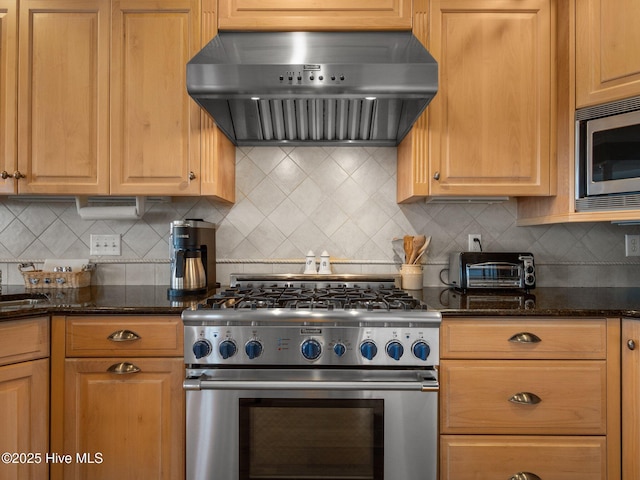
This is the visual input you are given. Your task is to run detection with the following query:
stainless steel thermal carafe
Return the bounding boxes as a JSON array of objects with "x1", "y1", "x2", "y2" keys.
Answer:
[{"x1": 168, "y1": 219, "x2": 216, "y2": 297}]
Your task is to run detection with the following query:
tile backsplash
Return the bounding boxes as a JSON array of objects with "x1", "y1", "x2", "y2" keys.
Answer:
[{"x1": 1, "y1": 146, "x2": 639, "y2": 287}]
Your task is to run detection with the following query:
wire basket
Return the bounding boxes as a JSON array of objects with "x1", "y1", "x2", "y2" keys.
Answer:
[{"x1": 19, "y1": 263, "x2": 95, "y2": 289}]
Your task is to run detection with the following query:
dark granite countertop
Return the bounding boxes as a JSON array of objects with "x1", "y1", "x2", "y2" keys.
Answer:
[
  {"x1": 0, "y1": 285, "x2": 214, "y2": 320},
  {"x1": 0, "y1": 285, "x2": 639, "y2": 320},
  {"x1": 421, "y1": 287, "x2": 640, "y2": 318}
]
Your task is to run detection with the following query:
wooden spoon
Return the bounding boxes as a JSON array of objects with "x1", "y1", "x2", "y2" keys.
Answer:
[
  {"x1": 408, "y1": 235, "x2": 426, "y2": 264},
  {"x1": 413, "y1": 236, "x2": 431, "y2": 264},
  {"x1": 403, "y1": 235, "x2": 413, "y2": 264}
]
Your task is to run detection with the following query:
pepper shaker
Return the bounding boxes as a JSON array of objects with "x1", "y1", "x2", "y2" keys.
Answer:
[{"x1": 318, "y1": 250, "x2": 332, "y2": 274}]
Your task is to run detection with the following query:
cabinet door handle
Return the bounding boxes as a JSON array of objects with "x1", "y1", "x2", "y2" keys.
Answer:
[
  {"x1": 509, "y1": 473, "x2": 541, "y2": 480},
  {"x1": 1, "y1": 171, "x2": 10, "y2": 179},
  {"x1": 189, "y1": 171, "x2": 196, "y2": 180},
  {"x1": 13, "y1": 171, "x2": 25, "y2": 179},
  {"x1": 628, "y1": 339, "x2": 636, "y2": 350},
  {"x1": 107, "y1": 329, "x2": 141, "y2": 342},
  {"x1": 508, "y1": 392, "x2": 541, "y2": 405},
  {"x1": 433, "y1": 171, "x2": 440, "y2": 180},
  {"x1": 508, "y1": 332, "x2": 541, "y2": 344},
  {"x1": 107, "y1": 362, "x2": 141, "y2": 374}
]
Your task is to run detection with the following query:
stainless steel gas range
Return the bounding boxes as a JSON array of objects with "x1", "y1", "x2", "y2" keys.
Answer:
[{"x1": 182, "y1": 274, "x2": 442, "y2": 480}]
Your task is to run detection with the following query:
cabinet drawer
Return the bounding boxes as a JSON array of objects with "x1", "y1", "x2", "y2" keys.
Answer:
[
  {"x1": 66, "y1": 316, "x2": 183, "y2": 357},
  {"x1": 0, "y1": 317, "x2": 49, "y2": 366},
  {"x1": 440, "y1": 435, "x2": 606, "y2": 480},
  {"x1": 441, "y1": 318, "x2": 607, "y2": 359},
  {"x1": 441, "y1": 360, "x2": 606, "y2": 434}
]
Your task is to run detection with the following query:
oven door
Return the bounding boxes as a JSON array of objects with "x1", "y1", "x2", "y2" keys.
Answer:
[{"x1": 184, "y1": 368, "x2": 438, "y2": 480}]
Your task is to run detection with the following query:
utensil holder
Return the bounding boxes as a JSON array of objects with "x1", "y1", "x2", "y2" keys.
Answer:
[{"x1": 400, "y1": 264, "x2": 423, "y2": 290}]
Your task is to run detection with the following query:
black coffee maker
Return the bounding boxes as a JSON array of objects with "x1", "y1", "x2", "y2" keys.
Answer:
[{"x1": 168, "y1": 219, "x2": 216, "y2": 297}]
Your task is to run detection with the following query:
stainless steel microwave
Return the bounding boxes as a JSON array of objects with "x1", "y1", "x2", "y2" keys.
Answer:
[{"x1": 576, "y1": 95, "x2": 640, "y2": 211}]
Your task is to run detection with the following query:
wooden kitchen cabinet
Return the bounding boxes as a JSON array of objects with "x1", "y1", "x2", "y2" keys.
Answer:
[
  {"x1": 398, "y1": 0, "x2": 555, "y2": 201},
  {"x1": 217, "y1": 0, "x2": 412, "y2": 31},
  {"x1": 63, "y1": 358, "x2": 184, "y2": 480},
  {"x1": 51, "y1": 315, "x2": 184, "y2": 480},
  {"x1": 439, "y1": 317, "x2": 620, "y2": 480},
  {"x1": 576, "y1": 0, "x2": 640, "y2": 108},
  {"x1": 109, "y1": 0, "x2": 234, "y2": 199},
  {"x1": 441, "y1": 436, "x2": 607, "y2": 480},
  {"x1": 0, "y1": 0, "x2": 17, "y2": 195},
  {"x1": 11, "y1": 0, "x2": 234, "y2": 199},
  {"x1": 17, "y1": 0, "x2": 110, "y2": 195},
  {"x1": 517, "y1": 0, "x2": 640, "y2": 224},
  {"x1": 0, "y1": 317, "x2": 50, "y2": 480},
  {"x1": 442, "y1": 360, "x2": 607, "y2": 435},
  {"x1": 111, "y1": 0, "x2": 203, "y2": 196},
  {"x1": 622, "y1": 318, "x2": 640, "y2": 480}
]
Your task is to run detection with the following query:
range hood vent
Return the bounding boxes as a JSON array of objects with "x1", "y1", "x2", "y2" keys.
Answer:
[{"x1": 187, "y1": 31, "x2": 438, "y2": 146}]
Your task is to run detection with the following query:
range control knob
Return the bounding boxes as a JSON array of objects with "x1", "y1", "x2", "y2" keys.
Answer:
[
  {"x1": 360, "y1": 340, "x2": 378, "y2": 360},
  {"x1": 192, "y1": 339, "x2": 212, "y2": 359},
  {"x1": 386, "y1": 340, "x2": 404, "y2": 361},
  {"x1": 301, "y1": 339, "x2": 322, "y2": 360},
  {"x1": 412, "y1": 340, "x2": 431, "y2": 361},
  {"x1": 333, "y1": 343, "x2": 346, "y2": 357},
  {"x1": 218, "y1": 339, "x2": 237, "y2": 359},
  {"x1": 245, "y1": 340, "x2": 263, "y2": 360}
]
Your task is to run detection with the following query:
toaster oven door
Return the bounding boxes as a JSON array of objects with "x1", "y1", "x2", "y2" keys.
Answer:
[{"x1": 465, "y1": 262, "x2": 524, "y2": 289}]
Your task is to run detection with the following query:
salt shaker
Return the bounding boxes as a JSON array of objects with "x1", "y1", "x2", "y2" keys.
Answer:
[
  {"x1": 304, "y1": 250, "x2": 317, "y2": 274},
  {"x1": 318, "y1": 250, "x2": 332, "y2": 274}
]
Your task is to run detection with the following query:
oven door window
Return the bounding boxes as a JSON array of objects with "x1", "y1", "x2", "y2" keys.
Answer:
[
  {"x1": 466, "y1": 263, "x2": 522, "y2": 288},
  {"x1": 239, "y1": 398, "x2": 384, "y2": 480}
]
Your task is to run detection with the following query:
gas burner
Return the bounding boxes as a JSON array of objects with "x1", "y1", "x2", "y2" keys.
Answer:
[{"x1": 207, "y1": 284, "x2": 426, "y2": 311}]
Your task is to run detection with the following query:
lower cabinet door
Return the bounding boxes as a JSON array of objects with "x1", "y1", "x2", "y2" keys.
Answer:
[
  {"x1": 0, "y1": 359, "x2": 49, "y2": 480},
  {"x1": 63, "y1": 357, "x2": 184, "y2": 480},
  {"x1": 440, "y1": 435, "x2": 607, "y2": 480}
]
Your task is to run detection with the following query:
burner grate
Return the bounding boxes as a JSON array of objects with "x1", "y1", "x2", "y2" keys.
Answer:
[{"x1": 207, "y1": 284, "x2": 425, "y2": 311}]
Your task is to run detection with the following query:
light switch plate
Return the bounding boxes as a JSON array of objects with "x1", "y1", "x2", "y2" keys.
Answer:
[{"x1": 90, "y1": 234, "x2": 121, "y2": 256}]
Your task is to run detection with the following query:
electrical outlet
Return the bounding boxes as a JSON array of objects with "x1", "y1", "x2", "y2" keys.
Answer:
[
  {"x1": 468, "y1": 234, "x2": 482, "y2": 252},
  {"x1": 625, "y1": 234, "x2": 640, "y2": 256},
  {"x1": 90, "y1": 234, "x2": 121, "y2": 256}
]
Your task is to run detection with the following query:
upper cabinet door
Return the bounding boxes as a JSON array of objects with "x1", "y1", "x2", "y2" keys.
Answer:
[
  {"x1": 428, "y1": 0, "x2": 554, "y2": 196},
  {"x1": 17, "y1": 0, "x2": 110, "y2": 195},
  {"x1": 0, "y1": 0, "x2": 17, "y2": 194},
  {"x1": 218, "y1": 0, "x2": 412, "y2": 31},
  {"x1": 576, "y1": 0, "x2": 640, "y2": 108},
  {"x1": 110, "y1": 0, "x2": 201, "y2": 195}
]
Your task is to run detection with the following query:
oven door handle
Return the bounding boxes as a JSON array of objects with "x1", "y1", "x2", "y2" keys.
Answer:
[{"x1": 184, "y1": 378, "x2": 438, "y2": 392}]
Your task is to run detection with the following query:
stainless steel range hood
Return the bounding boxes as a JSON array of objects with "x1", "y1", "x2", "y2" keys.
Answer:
[{"x1": 187, "y1": 31, "x2": 438, "y2": 146}]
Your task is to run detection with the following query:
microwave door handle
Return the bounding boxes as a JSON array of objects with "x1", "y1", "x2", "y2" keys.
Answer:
[{"x1": 184, "y1": 378, "x2": 438, "y2": 392}]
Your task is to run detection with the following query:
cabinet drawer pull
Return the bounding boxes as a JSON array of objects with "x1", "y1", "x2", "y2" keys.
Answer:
[
  {"x1": 107, "y1": 329, "x2": 141, "y2": 342},
  {"x1": 107, "y1": 362, "x2": 141, "y2": 374},
  {"x1": 628, "y1": 339, "x2": 636, "y2": 350},
  {"x1": 509, "y1": 473, "x2": 541, "y2": 480},
  {"x1": 508, "y1": 332, "x2": 541, "y2": 344},
  {"x1": 508, "y1": 392, "x2": 541, "y2": 405}
]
